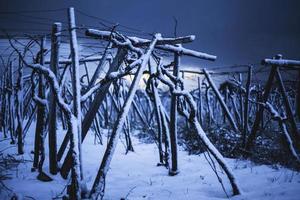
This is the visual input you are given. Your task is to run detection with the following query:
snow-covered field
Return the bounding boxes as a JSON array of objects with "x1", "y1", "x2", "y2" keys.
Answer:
[{"x1": 1, "y1": 126, "x2": 300, "y2": 200}]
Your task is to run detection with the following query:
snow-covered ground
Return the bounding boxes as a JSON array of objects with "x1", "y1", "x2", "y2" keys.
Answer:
[{"x1": 1, "y1": 126, "x2": 300, "y2": 200}]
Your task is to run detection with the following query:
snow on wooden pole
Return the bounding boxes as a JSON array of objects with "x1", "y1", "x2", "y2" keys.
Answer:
[
  {"x1": 149, "y1": 62, "x2": 164, "y2": 165},
  {"x1": 89, "y1": 34, "x2": 160, "y2": 199},
  {"x1": 203, "y1": 69, "x2": 239, "y2": 133},
  {"x1": 169, "y1": 50, "x2": 180, "y2": 175},
  {"x1": 68, "y1": 7, "x2": 84, "y2": 199},
  {"x1": 48, "y1": 22, "x2": 61, "y2": 175},
  {"x1": 86, "y1": 28, "x2": 217, "y2": 61},
  {"x1": 33, "y1": 37, "x2": 47, "y2": 169},
  {"x1": 262, "y1": 58, "x2": 300, "y2": 67}
]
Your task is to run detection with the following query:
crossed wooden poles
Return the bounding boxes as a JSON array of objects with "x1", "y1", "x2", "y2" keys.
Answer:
[{"x1": 245, "y1": 54, "x2": 300, "y2": 155}]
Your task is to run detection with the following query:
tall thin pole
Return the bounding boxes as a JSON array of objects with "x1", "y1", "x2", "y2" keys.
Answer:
[
  {"x1": 68, "y1": 7, "x2": 83, "y2": 199},
  {"x1": 169, "y1": 51, "x2": 180, "y2": 175},
  {"x1": 243, "y1": 66, "x2": 252, "y2": 147},
  {"x1": 48, "y1": 22, "x2": 61, "y2": 175}
]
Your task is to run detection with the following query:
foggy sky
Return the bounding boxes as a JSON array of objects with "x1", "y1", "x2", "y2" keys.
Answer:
[{"x1": 0, "y1": 0, "x2": 299, "y2": 67}]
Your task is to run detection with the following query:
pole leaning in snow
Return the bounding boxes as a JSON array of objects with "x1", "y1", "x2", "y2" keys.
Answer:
[
  {"x1": 203, "y1": 69, "x2": 239, "y2": 133},
  {"x1": 89, "y1": 34, "x2": 160, "y2": 199}
]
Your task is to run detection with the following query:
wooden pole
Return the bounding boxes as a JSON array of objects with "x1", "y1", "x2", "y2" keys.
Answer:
[
  {"x1": 16, "y1": 56, "x2": 24, "y2": 154},
  {"x1": 275, "y1": 67, "x2": 300, "y2": 147},
  {"x1": 89, "y1": 35, "x2": 159, "y2": 199},
  {"x1": 197, "y1": 77, "x2": 203, "y2": 126},
  {"x1": 68, "y1": 7, "x2": 84, "y2": 198},
  {"x1": 149, "y1": 63, "x2": 164, "y2": 165},
  {"x1": 33, "y1": 37, "x2": 47, "y2": 169},
  {"x1": 245, "y1": 65, "x2": 277, "y2": 152},
  {"x1": 243, "y1": 66, "x2": 252, "y2": 147},
  {"x1": 297, "y1": 70, "x2": 300, "y2": 120},
  {"x1": 8, "y1": 61, "x2": 15, "y2": 143},
  {"x1": 59, "y1": 48, "x2": 127, "y2": 179},
  {"x1": 203, "y1": 69, "x2": 239, "y2": 132},
  {"x1": 48, "y1": 22, "x2": 61, "y2": 175},
  {"x1": 239, "y1": 73, "x2": 244, "y2": 129},
  {"x1": 169, "y1": 51, "x2": 180, "y2": 175}
]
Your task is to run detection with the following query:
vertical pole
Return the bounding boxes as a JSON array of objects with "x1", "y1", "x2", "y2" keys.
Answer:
[
  {"x1": 33, "y1": 36, "x2": 47, "y2": 170},
  {"x1": 169, "y1": 52, "x2": 180, "y2": 175},
  {"x1": 149, "y1": 63, "x2": 164, "y2": 165},
  {"x1": 243, "y1": 66, "x2": 252, "y2": 147},
  {"x1": 274, "y1": 66, "x2": 300, "y2": 148},
  {"x1": 68, "y1": 7, "x2": 83, "y2": 199},
  {"x1": 239, "y1": 73, "x2": 244, "y2": 129},
  {"x1": 48, "y1": 22, "x2": 61, "y2": 175},
  {"x1": 8, "y1": 61, "x2": 15, "y2": 144},
  {"x1": 296, "y1": 70, "x2": 300, "y2": 120},
  {"x1": 197, "y1": 77, "x2": 203, "y2": 126},
  {"x1": 16, "y1": 56, "x2": 24, "y2": 154},
  {"x1": 245, "y1": 61, "x2": 277, "y2": 152}
]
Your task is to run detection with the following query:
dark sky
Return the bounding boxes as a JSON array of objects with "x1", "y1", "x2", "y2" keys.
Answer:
[{"x1": 0, "y1": 0, "x2": 299, "y2": 67}]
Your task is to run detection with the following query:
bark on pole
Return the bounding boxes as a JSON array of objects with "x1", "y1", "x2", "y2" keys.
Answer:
[
  {"x1": 169, "y1": 51, "x2": 180, "y2": 175},
  {"x1": 48, "y1": 22, "x2": 61, "y2": 175},
  {"x1": 203, "y1": 69, "x2": 239, "y2": 133},
  {"x1": 89, "y1": 35, "x2": 159, "y2": 199},
  {"x1": 68, "y1": 7, "x2": 83, "y2": 199}
]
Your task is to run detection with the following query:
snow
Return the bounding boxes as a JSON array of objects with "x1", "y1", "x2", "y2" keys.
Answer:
[{"x1": 1, "y1": 126, "x2": 300, "y2": 200}]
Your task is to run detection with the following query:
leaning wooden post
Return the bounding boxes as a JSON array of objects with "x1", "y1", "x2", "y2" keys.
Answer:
[
  {"x1": 149, "y1": 62, "x2": 164, "y2": 165},
  {"x1": 33, "y1": 37, "x2": 47, "y2": 169},
  {"x1": 169, "y1": 50, "x2": 180, "y2": 175},
  {"x1": 274, "y1": 66, "x2": 300, "y2": 148},
  {"x1": 68, "y1": 7, "x2": 84, "y2": 199},
  {"x1": 297, "y1": 70, "x2": 300, "y2": 120},
  {"x1": 59, "y1": 48, "x2": 127, "y2": 179},
  {"x1": 203, "y1": 69, "x2": 239, "y2": 133},
  {"x1": 197, "y1": 77, "x2": 203, "y2": 126},
  {"x1": 242, "y1": 66, "x2": 252, "y2": 147},
  {"x1": 89, "y1": 35, "x2": 160, "y2": 199},
  {"x1": 48, "y1": 22, "x2": 61, "y2": 175},
  {"x1": 16, "y1": 56, "x2": 24, "y2": 154},
  {"x1": 8, "y1": 61, "x2": 15, "y2": 143},
  {"x1": 245, "y1": 61, "x2": 277, "y2": 152}
]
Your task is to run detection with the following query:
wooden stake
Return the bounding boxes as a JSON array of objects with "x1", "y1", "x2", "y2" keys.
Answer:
[
  {"x1": 203, "y1": 69, "x2": 239, "y2": 132},
  {"x1": 169, "y1": 52, "x2": 180, "y2": 175},
  {"x1": 243, "y1": 66, "x2": 252, "y2": 147},
  {"x1": 48, "y1": 22, "x2": 61, "y2": 175}
]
